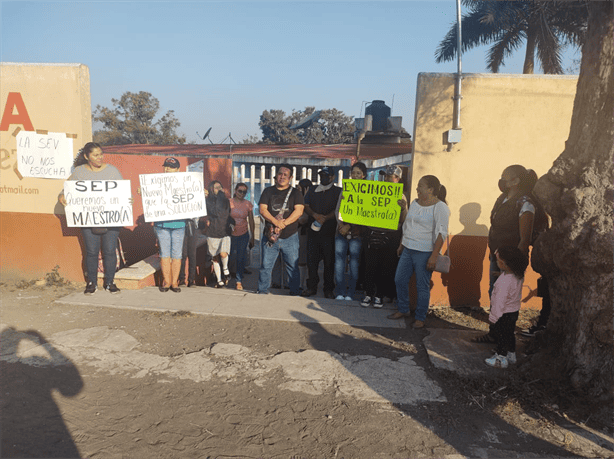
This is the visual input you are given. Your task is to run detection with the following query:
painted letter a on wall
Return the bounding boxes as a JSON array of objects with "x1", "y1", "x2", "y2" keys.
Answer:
[{"x1": 1, "y1": 92, "x2": 34, "y2": 131}]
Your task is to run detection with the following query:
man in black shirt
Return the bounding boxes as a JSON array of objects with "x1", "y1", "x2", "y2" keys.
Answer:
[
  {"x1": 257, "y1": 164, "x2": 304, "y2": 295},
  {"x1": 301, "y1": 167, "x2": 342, "y2": 298}
]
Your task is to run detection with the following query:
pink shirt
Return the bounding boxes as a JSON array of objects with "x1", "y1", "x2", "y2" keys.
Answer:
[
  {"x1": 230, "y1": 198, "x2": 253, "y2": 236},
  {"x1": 489, "y1": 272, "x2": 523, "y2": 323}
]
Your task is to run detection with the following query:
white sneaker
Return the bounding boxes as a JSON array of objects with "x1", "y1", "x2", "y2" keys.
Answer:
[
  {"x1": 507, "y1": 352, "x2": 517, "y2": 364},
  {"x1": 360, "y1": 296, "x2": 372, "y2": 307},
  {"x1": 335, "y1": 295, "x2": 345, "y2": 300},
  {"x1": 344, "y1": 296, "x2": 353, "y2": 301},
  {"x1": 485, "y1": 353, "x2": 508, "y2": 369},
  {"x1": 373, "y1": 297, "x2": 383, "y2": 308}
]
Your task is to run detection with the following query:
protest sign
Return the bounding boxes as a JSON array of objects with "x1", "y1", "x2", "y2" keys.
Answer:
[
  {"x1": 16, "y1": 131, "x2": 74, "y2": 179},
  {"x1": 139, "y1": 172, "x2": 206, "y2": 222},
  {"x1": 338, "y1": 179, "x2": 404, "y2": 230},
  {"x1": 64, "y1": 180, "x2": 133, "y2": 227}
]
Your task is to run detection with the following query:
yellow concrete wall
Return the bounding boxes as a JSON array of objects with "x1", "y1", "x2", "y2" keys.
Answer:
[
  {"x1": 411, "y1": 72, "x2": 577, "y2": 307},
  {"x1": 0, "y1": 63, "x2": 92, "y2": 214},
  {"x1": 412, "y1": 72, "x2": 577, "y2": 235},
  {"x1": 1, "y1": 63, "x2": 91, "y2": 281}
]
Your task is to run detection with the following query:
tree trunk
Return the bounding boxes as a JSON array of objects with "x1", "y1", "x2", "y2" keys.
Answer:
[
  {"x1": 523, "y1": 25, "x2": 536, "y2": 74},
  {"x1": 532, "y1": 2, "x2": 613, "y2": 400}
]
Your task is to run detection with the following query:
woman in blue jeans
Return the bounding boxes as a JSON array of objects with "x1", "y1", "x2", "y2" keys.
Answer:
[
  {"x1": 58, "y1": 142, "x2": 125, "y2": 295},
  {"x1": 390, "y1": 175, "x2": 449, "y2": 328},
  {"x1": 153, "y1": 157, "x2": 186, "y2": 292},
  {"x1": 334, "y1": 162, "x2": 367, "y2": 300}
]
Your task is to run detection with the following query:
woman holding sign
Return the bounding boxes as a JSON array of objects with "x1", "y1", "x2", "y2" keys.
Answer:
[
  {"x1": 334, "y1": 161, "x2": 367, "y2": 301},
  {"x1": 58, "y1": 142, "x2": 124, "y2": 295},
  {"x1": 390, "y1": 175, "x2": 449, "y2": 328},
  {"x1": 153, "y1": 157, "x2": 186, "y2": 293}
]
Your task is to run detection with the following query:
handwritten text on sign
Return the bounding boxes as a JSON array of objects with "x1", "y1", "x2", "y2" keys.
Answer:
[
  {"x1": 64, "y1": 180, "x2": 133, "y2": 227},
  {"x1": 16, "y1": 131, "x2": 74, "y2": 179},
  {"x1": 338, "y1": 179, "x2": 403, "y2": 230},
  {"x1": 139, "y1": 172, "x2": 206, "y2": 222}
]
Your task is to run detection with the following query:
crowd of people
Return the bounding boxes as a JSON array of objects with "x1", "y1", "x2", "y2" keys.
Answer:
[{"x1": 60, "y1": 144, "x2": 549, "y2": 368}]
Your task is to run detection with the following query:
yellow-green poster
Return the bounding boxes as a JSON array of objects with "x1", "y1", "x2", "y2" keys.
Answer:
[{"x1": 338, "y1": 179, "x2": 403, "y2": 230}]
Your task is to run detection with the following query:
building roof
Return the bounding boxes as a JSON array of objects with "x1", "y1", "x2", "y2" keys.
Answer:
[{"x1": 102, "y1": 143, "x2": 412, "y2": 168}]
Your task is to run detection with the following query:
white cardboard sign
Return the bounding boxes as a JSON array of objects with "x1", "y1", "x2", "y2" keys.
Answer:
[
  {"x1": 64, "y1": 180, "x2": 133, "y2": 227},
  {"x1": 16, "y1": 131, "x2": 74, "y2": 179},
  {"x1": 139, "y1": 172, "x2": 206, "y2": 222}
]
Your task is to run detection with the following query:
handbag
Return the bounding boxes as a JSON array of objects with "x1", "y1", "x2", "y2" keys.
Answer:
[
  {"x1": 434, "y1": 247, "x2": 451, "y2": 273},
  {"x1": 264, "y1": 187, "x2": 293, "y2": 246}
]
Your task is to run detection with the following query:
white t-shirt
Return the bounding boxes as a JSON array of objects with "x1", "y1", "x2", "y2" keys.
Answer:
[
  {"x1": 501, "y1": 196, "x2": 535, "y2": 216},
  {"x1": 401, "y1": 200, "x2": 450, "y2": 252}
]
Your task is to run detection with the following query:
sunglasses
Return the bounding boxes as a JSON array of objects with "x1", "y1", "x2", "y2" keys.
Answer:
[{"x1": 237, "y1": 189, "x2": 247, "y2": 195}]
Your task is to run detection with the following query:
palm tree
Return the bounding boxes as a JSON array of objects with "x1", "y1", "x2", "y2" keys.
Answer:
[{"x1": 435, "y1": 1, "x2": 588, "y2": 74}]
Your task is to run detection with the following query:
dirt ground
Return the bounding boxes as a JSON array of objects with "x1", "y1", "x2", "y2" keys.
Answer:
[{"x1": 1, "y1": 278, "x2": 612, "y2": 459}]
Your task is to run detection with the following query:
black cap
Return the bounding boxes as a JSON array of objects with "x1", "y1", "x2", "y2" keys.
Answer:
[
  {"x1": 163, "y1": 157, "x2": 180, "y2": 168},
  {"x1": 318, "y1": 166, "x2": 335, "y2": 176}
]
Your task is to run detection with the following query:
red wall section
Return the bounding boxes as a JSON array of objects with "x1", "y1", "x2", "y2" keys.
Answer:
[{"x1": 0, "y1": 154, "x2": 233, "y2": 282}]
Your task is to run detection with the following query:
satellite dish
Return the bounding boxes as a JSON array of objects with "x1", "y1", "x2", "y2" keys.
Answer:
[
  {"x1": 289, "y1": 110, "x2": 321, "y2": 130},
  {"x1": 196, "y1": 127, "x2": 213, "y2": 144}
]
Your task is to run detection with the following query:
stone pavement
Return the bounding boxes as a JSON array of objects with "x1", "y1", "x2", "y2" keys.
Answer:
[
  {"x1": 4, "y1": 279, "x2": 611, "y2": 459},
  {"x1": 56, "y1": 267, "x2": 500, "y2": 377}
]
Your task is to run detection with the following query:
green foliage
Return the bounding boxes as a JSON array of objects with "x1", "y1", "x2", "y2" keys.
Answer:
[
  {"x1": 435, "y1": 0, "x2": 588, "y2": 74},
  {"x1": 93, "y1": 91, "x2": 187, "y2": 145},
  {"x1": 259, "y1": 106, "x2": 354, "y2": 145},
  {"x1": 45, "y1": 265, "x2": 67, "y2": 286}
]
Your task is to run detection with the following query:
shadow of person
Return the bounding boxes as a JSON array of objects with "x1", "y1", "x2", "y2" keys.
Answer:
[
  {"x1": 287, "y1": 310, "x2": 577, "y2": 457},
  {"x1": 53, "y1": 202, "x2": 81, "y2": 238},
  {"x1": 0, "y1": 326, "x2": 84, "y2": 458},
  {"x1": 119, "y1": 214, "x2": 157, "y2": 267},
  {"x1": 442, "y1": 202, "x2": 489, "y2": 309}
]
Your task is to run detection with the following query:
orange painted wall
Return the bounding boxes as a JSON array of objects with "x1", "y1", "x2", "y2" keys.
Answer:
[
  {"x1": 0, "y1": 212, "x2": 83, "y2": 281},
  {"x1": 426, "y1": 235, "x2": 541, "y2": 309}
]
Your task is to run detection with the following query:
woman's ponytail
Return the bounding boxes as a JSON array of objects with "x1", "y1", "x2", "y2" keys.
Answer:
[{"x1": 422, "y1": 175, "x2": 447, "y2": 204}]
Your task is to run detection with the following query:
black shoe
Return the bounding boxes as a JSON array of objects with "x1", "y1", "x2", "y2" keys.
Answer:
[
  {"x1": 159, "y1": 286, "x2": 170, "y2": 292},
  {"x1": 519, "y1": 325, "x2": 546, "y2": 337},
  {"x1": 84, "y1": 282, "x2": 97, "y2": 295},
  {"x1": 104, "y1": 283, "x2": 120, "y2": 294},
  {"x1": 170, "y1": 286, "x2": 181, "y2": 293},
  {"x1": 324, "y1": 290, "x2": 335, "y2": 299},
  {"x1": 301, "y1": 288, "x2": 316, "y2": 297},
  {"x1": 187, "y1": 280, "x2": 196, "y2": 288},
  {"x1": 178, "y1": 279, "x2": 186, "y2": 286}
]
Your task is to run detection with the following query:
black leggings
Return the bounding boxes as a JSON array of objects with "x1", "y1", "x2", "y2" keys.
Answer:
[{"x1": 489, "y1": 311, "x2": 519, "y2": 356}]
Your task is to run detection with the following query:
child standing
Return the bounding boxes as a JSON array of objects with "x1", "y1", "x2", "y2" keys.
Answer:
[{"x1": 485, "y1": 246, "x2": 529, "y2": 368}]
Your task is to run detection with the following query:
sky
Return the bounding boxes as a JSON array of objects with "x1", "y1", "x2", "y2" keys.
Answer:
[{"x1": 1, "y1": 0, "x2": 580, "y2": 144}]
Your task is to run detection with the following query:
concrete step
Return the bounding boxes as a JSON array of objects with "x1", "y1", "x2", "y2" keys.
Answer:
[{"x1": 99, "y1": 253, "x2": 160, "y2": 290}]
